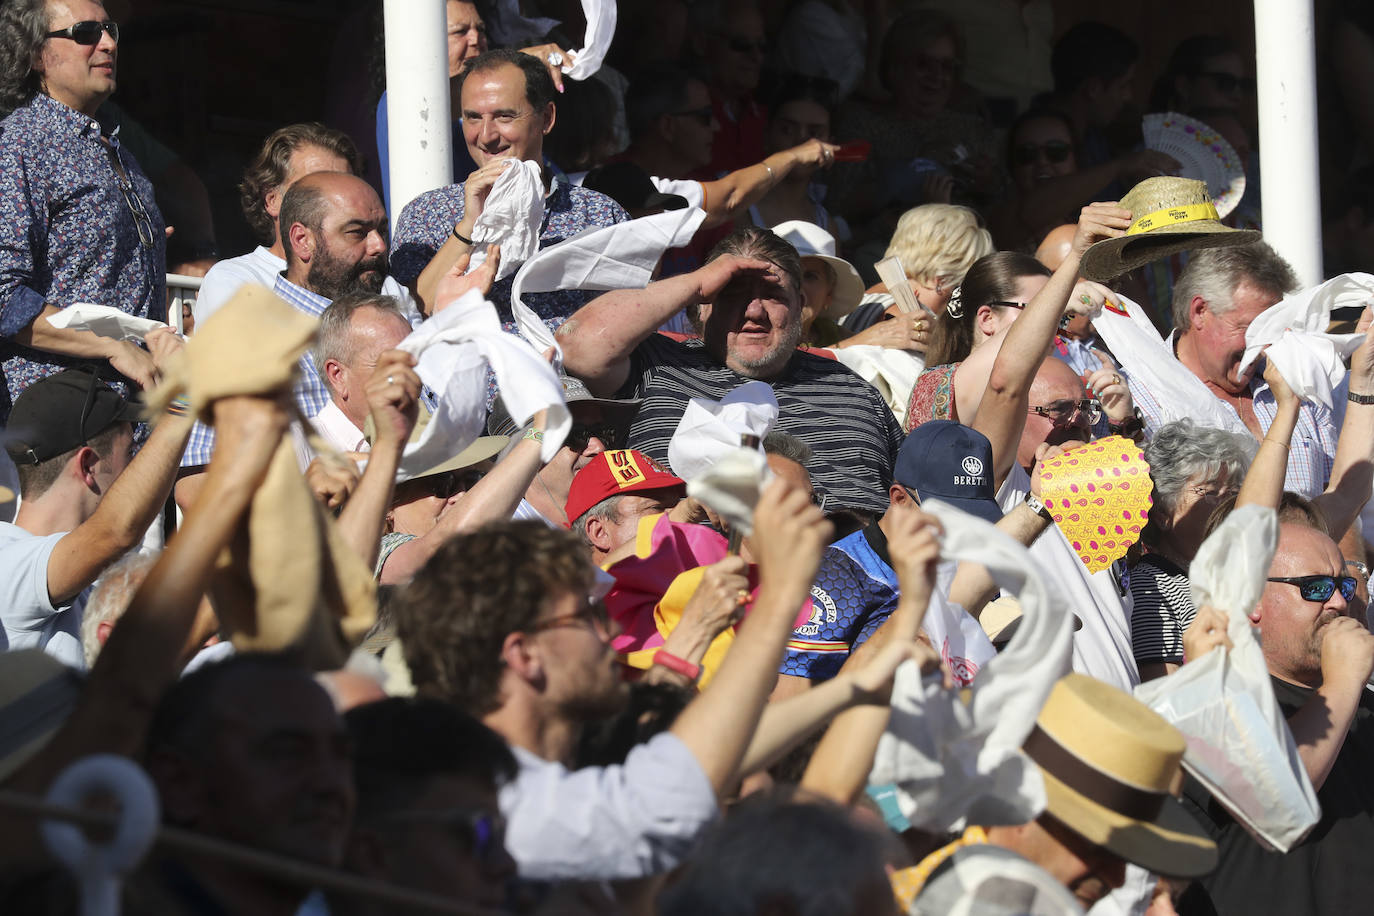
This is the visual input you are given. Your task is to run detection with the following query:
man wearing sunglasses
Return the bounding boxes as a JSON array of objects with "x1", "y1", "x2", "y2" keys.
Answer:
[
  {"x1": 0, "y1": 0, "x2": 168, "y2": 425},
  {"x1": 1181, "y1": 520, "x2": 1374, "y2": 916}
]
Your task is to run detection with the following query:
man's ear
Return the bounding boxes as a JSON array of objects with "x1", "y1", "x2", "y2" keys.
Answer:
[
  {"x1": 74, "y1": 446, "x2": 100, "y2": 490},
  {"x1": 264, "y1": 187, "x2": 284, "y2": 221},
  {"x1": 584, "y1": 515, "x2": 614, "y2": 552},
  {"x1": 323, "y1": 357, "x2": 347, "y2": 396},
  {"x1": 888, "y1": 484, "x2": 912, "y2": 508},
  {"x1": 286, "y1": 222, "x2": 314, "y2": 264},
  {"x1": 540, "y1": 101, "x2": 556, "y2": 137},
  {"x1": 501, "y1": 630, "x2": 542, "y2": 684},
  {"x1": 1189, "y1": 296, "x2": 1210, "y2": 331}
]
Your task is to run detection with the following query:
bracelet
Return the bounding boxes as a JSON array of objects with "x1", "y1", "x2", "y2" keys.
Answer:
[
  {"x1": 1350, "y1": 390, "x2": 1374, "y2": 405},
  {"x1": 1261, "y1": 438, "x2": 1290, "y2": 450},
  {"x1": 165, "y1": 394, "x2": 191, "y2": 417},
  {"x1": 1024, "y1": 492, "x2": 1055, "y2": 524},
  {"x1": 652, "y1": 649, "x2": 701, "y2": 683},
  {"x1": 523, "y1": 428, "x2": 544, "y2": 443},
  {"x1": 452, "y1": 225, "x2": 472, "y2": 245},
  {"x1": 762, "y1": 162, "x2": 775, "y2": 182}
]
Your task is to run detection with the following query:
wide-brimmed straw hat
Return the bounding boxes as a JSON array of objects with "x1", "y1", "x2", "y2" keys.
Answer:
[
  {"x1": 1079, "y1": 177, "x2": 1261, "y2": 282},
  {"x1": 773, "y1": 220, "x2": 866, "y2": 320},
  {"x1": 1022, "y1": 673, "x2": 1217, "y2": 878}
]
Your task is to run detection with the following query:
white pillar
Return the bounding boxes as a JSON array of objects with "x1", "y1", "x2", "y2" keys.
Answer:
[
  {"x1": 1254, "y1": 0, "x2": 1323, "y2": 286},
  {"x1": 383, "y1": 0, "x2": 453, "y2": 232}
]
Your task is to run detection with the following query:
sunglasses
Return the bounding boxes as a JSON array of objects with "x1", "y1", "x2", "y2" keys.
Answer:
[
  {"x1": 388, "y1": 809, "x2": 507, "y2": 863},
  {"x1": 727, "y1": 35, "x2": 768, "y2": 55},
  {"x1": 567, "y1": 421, "x2": 620, "y2": 451},
  {"x1": 425, "y1": 468, "x2": 485, "y2": 500},
  {"x1": 46, "y1": 19, "x2": 119, "y2": 45},
  {"x1": 530, "y1": 599, "x2": 612, "y2": 639},
  {"x1": 1266, "y1": 575, "x2": 1358, "y2": 603},
  {"x1": 1012, "y1": 141, "x2": 1073, "y2": 167},
  {"x1": 1200, "y1": 72, "x2": 1255, "y2": 95},
  {"x1": 1029, "y1": 398, "x2": 1102, "y2": 427},
  {"x1": 672, "y1": 104, "x2": 715, "y2": 126}
]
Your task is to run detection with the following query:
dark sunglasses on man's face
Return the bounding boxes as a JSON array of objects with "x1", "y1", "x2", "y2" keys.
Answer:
[
  {"x1": 1013, "y1": 141, "x2": 1072, "y2": 167},
  {"x1": 1201, "y1": 71, "x2": 1255, "y2": 95},
  {"x1": 46, "y1": 20, "x2": 119, "y2": 45},
  {"x1": 1267, "y1": 575, "x2": 1358, "y2": 603},
  {"x1": 567, "y1": 421, "x2": 620, "y2": 451}
]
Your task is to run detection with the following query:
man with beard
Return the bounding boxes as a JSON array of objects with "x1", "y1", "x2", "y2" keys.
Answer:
[
  {"x1": 558, "y1": 226, "x2": 902, "y2": 519},
  {"x1": 176, "y1": 172, "x2": 407, "y2": 504}
]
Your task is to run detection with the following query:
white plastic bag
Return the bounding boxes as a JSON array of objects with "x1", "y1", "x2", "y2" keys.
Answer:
[{"x1": 1134, "y1": 505, "x2": 1320, "y2": 851}]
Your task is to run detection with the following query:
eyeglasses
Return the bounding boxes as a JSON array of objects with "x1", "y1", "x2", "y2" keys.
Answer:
[
  {"x1": 46, "y1": 19, "x2": 119, "y2": 45},
  {"x1": 567, "y1": 421, "x2": 619, "y2": 451},
  {"x1": 387, "y1": 809, "x2": 507, "y2": 863},
  {"x1": 1028, "y1": 398, "x2": 1102, "y2": 427},
  {"x1": 671, "y1": 104, "x2": 715, "y2": 126},
  {"x1": 1187, "y1": 484, "x2": 1238, "y2": 503},
  {"x1": 530, "y1": 600, "x2": 612, "y2": 639},
  {"x1": 1200, "y1": 72, "x2": 1255, "y2": 95},
  {"x1": 1012, "y1": 141, "x2": 1073, "y2": 167},
  {"x1": 727, "y1": 35, "x2": 768, "y2": 55},
  {"x1": 988, "y1": 300, "x2": 1030, "y2": 311},
  {"x1": 107, "y1": 146, "x2": 155, "y2": 250},
  {"x1": 1266, "y1": 575, "x2": 1358, "y2": 603}
]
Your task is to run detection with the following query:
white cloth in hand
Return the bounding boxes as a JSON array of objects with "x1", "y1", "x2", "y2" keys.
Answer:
[
  {"x1": 1238, "y1": 273, "x2": 1372, "y2": 411},
  {"x1": 563, "y1": 0, "x2": 617, "y2": 80},
  {"x1": 44, "y1": 303, "x2": 171, "y2": 342},
  {"x1": 686, "y1": 447, "x2": 771, "y2": 535},
  {"x1": 669, "y1": 380, "x2": 778, "y2": 534},
  {"x1": 471, "y1": 159, "x2": 545, "y2": 281},
  {"x1": 396, "y1": 288, "x2": 569, "y2": 477},
  {"x1": 870, "y1": 500, "x2": 1074, "y2": 832}
]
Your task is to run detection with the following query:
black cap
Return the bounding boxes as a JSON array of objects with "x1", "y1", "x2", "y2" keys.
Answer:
[
  {"x1": 583, "y1": 162, "x2": 688, "y2": 213},
  {"x1": 4, "y1": 369, "x2": 141, "y2": 465}
]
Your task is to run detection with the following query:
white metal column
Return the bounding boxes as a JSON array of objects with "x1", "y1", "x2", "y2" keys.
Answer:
[
  {"x1": 383, "y1": 0, "x2": 454, "y2": 232},
  {"x1": 1254, "y1": 0, "x2": 1323, "y2": 286}
]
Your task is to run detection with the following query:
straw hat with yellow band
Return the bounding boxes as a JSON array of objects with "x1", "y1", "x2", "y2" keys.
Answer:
[
  {"x1": 1023, "y1": 673, "x2": 1217, "y2": 878},
  {"x1": 1079, "y1": 177, "x2": 1261, "y2": 282}
]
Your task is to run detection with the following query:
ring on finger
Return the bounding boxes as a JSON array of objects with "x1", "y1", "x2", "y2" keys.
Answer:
[
  {"x1": 546, "y1": 51, "x2": 564, "y2": 68},
  {"x1": 386, "y1": 375, "x2": 395, "y2": 385},
  {"x1": 1079, "y1": 294, "x2": 1092, "y2": 306}
]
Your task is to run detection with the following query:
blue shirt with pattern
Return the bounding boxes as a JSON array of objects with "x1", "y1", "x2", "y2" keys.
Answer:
[
  {"x1": 782, "y1": 525, "x2": 896, "y2": 680},
  {"x1": 0, "y1": 94, "x2": 166, "y2": 421},
  {"x1": 390, "y1": 170, "x2": 628, "y2": 338},
  {"x1": 181, "y1": 274, "x2": 334, "y2": 468}
]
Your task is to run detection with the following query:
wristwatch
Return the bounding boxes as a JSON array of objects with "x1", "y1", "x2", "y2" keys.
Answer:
[
  {"x1": 1024, "y1": 492, "x2": 1055, "y2": 524},
  {"x1": 1108, "y1": 407, "x2": 1146, "y2": 440}
]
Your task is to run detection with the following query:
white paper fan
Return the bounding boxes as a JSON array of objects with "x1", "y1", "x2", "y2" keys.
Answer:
[{"x1": 1142, "y1": 111, "x2": 1246, "y2": 219}]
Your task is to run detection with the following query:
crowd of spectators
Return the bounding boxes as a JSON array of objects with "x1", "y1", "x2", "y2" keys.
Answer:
[{"x1": 2, "y1": 1, "x2": 1374, "y2": 915}]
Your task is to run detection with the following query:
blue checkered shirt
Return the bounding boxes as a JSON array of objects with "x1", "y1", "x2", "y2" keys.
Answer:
[
  {"x1": 180, "y1": 275, "x2": 334, "y2": 469},
  {"x1": 1128, "y1": 346, "x2": 1337, "y2": 499}
]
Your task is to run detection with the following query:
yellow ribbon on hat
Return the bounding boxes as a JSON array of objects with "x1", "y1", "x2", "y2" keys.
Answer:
[{"x1": 1127, "y1": 201, "x2": 1220, "y2": 235}]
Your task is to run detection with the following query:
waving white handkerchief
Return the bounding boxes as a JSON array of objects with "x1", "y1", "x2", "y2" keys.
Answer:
[
  {"x1": 510, "y1": 205, "x2": 707, "y2": 362},
  {"x1": 45, "y1": 303, "x2": 171, "y2": 342},
  {"x1": 1237, "y1": 273, "x2": 1372, "y2": 410},
  {"x1": 1092, "y1": 294, "x2": 1249, "y2": 435},
  {"x1": 562, "y1": 0, "x2": 617, "y2": 80},
  {"x1": 686, "y1": 446, "x2": 770, "y2": 534},
  {"x1": 667, "y1": 380, "x2": 778, "y2": 482},
  {"x1": 471, "y1": 159, "x2": 545, "y2": 281},
  {"x1": 396, "y1": 289, "x2": 569, "y2": 477},
  {"x1": 1136, "y1": 505, "x2": 1319, "y2": 851},
  {"x1": 870, "y1": 500, "x2": 1073, "y2": 831}
]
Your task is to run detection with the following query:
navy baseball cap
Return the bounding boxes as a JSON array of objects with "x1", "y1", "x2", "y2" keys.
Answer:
[{"x1": 895, "y1": 420, "x2": 1003, "y2": 524}]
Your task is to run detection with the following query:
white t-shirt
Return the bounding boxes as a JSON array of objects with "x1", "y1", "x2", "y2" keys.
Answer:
[
  {"x1": 195, "y1": 246, "x2": 421, "y2": 327},
  {"x1": 997, "y1": 465, "x2": 1139, "y2": 691},
  {"x1": 0, "y1": 522, "x2": 87, "y2": 668}
]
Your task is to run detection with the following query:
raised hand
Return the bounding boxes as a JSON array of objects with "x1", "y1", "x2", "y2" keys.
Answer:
[
  {"x1": 1070, "y1": 202, "x2": 1133, "y2": 259},
  {"x1": 694, "y1": 254, "x2": 784, "y2": 304},
  {"x1": 1085, "y1": 350, "x2": 1134, "y2": 423},
  {"x1": 366, "y1": 349, "x2": 422, "y2": 449},
  {"x1": 435, "y1": 244, "x2": 501, "y2": 313},
  {"x1": 1182, "y1": 604, "x2": 1233, "y2": 663},
  {"x1": 305, "y1": 453, "x2": 360, "y2": 511}
]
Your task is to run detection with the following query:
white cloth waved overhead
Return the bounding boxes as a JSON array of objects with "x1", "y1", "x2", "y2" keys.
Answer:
[
  {"x1": 471, "y1": 159, "x2": 545, "y2": 282},
  {"x1": 44, "y1": 303, "x2": 171, "y2": 342},
  {"x1": 668, "y1": 380, "x2": 778, "y2": 535},
  {"x1": 562, "y1": 0, "x2": 617, "y2": 80},
  {"x1": 1092, "y1": 294, "x2": 1249, "y2": 436},
  {"x1": 686, "y1": 447, "x2": 770, "y2": 536},
  {"x1": 870, "y1": 500, "x2": 1074, "y2": 832},
  {"x1": 1237, "y1": 272, "x2": 1372, "y2": 411},
  {"x1": 396, "y1": 288, "x2": 569, "y2": 478},
  {"x1": 510, "y1": 205, "x2": 707, "y2": 362},
  {"x1": 1136, "y1": 505, "x2": 1319, "y2": 851},
  {"x1": 828, "y1": 345, "x2": 923, "y2": 426}
]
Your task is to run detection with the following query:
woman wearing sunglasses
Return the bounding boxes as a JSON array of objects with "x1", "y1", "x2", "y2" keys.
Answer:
[{"x1": 0, "y1": 0, "x2": 169, "y2": 417}]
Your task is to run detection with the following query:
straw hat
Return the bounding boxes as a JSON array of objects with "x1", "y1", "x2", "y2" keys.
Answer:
[
  {"x1": 1079, "y1": 177, "x2": 1261, "y2": 282},
  {"x1": 1023, "y1": 673, "x2": 1216, "y2": 878},
  {"x1": 406, "y1": 436, "x2": 509, "y2": 484},
  {"x1": 773, "y1": 220, "x2": 866, "y2": 320}
]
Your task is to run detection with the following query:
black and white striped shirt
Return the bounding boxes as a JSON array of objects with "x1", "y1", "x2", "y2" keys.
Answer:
[
  {"x1": 1128, "y1": 553, "x2": 1196, "y2": 665},
  {"x1": 619, "y1": 336, "x2": 903, "y2": 516}
]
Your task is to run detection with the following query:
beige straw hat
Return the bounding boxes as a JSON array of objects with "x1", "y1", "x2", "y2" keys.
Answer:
[
  {"x1": 1022, "y1": 673, "x2": 1217, "y2": 878},
  {"x1": 1079, "y1": 177, "x2": 1261, "y2": 282}
]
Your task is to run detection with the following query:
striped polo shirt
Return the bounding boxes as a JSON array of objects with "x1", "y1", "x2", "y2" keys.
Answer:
[{"x1": 619, "y1": 335, "x2": 902, "y2": 517}]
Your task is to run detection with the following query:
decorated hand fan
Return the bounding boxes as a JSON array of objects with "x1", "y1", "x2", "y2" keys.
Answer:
[
  {"x1": 1142, "y1": 112, "x2": 1246, "y2": 219},
  {"x1": 1037, "y1": 436, "x2": 1153, "y2": 573}
]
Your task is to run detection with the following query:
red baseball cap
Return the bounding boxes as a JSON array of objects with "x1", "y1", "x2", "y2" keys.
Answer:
[{"x1": 564, "y1": 450, "x2": 685, "y2": 525}]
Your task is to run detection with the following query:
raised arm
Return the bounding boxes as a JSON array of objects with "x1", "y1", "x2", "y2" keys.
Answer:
[
  {"x1": 696, "y1": 139, "x2": 839, "y2": 230},
  {"x1": 668, "y1": 477, "x2": 832, "y2": 796},
  {"x1": 973, "y1": 203, "x2": 1131, "y2": 488},
  {"x1": 557, "y1": 254, "x2": 778, "y2": 397},
  {"x1": 1236, "y1": 359, "x2": 1300, "y2": 511},
  {"x1": 1314, "y1": 306, "x2": 1374, "y2": 537},
  {"x1": 409, "y1": 160, "x2": 511, "y2": 314}
]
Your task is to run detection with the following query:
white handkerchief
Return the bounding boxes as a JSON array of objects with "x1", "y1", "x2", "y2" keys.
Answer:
[
  {"x1": 869, "y1": 500, "x2": 1073, "y2": 832},
  {"x1": 510, "y1": 206, "x2": 707, "y2": 362},
  {"x1": 396, "y1": 289, "x2": 569, "y2": 476},
  {"x1": 45, "y1": 303, "x2": 170, "y2": 342},
  {"x1": 686, "y1": 446, "x2": 771, "y2": 535},
  {"x1": 563, "y1": 0, "x2": 617, "y2": 80},
  {"x1": 471, "y1": 159, "x2": 545, "y2": 281},
  {"x1": 667, "y1": 380, "x2": 778, "y2": 482},
  {"x1": 1238, "y1": 273, "x2": 1372, "y2": 410}
]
